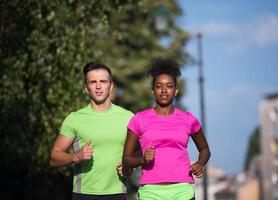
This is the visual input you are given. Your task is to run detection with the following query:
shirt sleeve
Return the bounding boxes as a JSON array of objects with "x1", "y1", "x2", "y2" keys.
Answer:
[
  {"x1": 189, "y1": 112, "x2": 201, "y2": 135},
  {"x1": 59, "y1": 112, "x2": 76, "y2": 138},
  {"x1": 127, "y1": 114, "x2": 140, "y2": 137}
]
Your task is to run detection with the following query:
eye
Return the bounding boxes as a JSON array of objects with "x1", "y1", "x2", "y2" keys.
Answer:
[
  {"x1": 167, "y1": 84, "x2": 174, "y2": 88},
  {"x1": 100, "y1": 80, "x2": 109, "y2": 83},
  {"x1": 154, "y1": 84, "x2": 162, "y2": 89},
  {"x1": 88, "y1": 80, "x2": 97, "y2": 84}
]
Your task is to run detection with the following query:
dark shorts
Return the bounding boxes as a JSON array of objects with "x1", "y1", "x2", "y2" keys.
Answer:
[{"x1": 72, "y1": 193, "x2": 127, "y2": 200}]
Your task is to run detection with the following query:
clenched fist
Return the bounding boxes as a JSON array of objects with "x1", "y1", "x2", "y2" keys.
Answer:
[
  {"x1": 143, "y1": 147, "x2": 155, "y2": 165},
  {"x1": 72, "y1": 140, "x2": 93, "y2": 163},
  {"x1": 190, "y1": 162, "x2": 204, "y2": 179}
]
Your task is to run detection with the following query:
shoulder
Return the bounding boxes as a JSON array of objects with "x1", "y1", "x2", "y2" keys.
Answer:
[
  {"x1": 62, "y1": 104, "x2": 92, "y2": 122},
  {"x1": 129, "y1": 108, "x2": 153, "y2": 124},
  {"x1": 175, "y1": 108, "x2": 196, "y2": 117},
  {"x1": 128, "y1": 109, "x2": 152, "y2": 132},
  {"x1": 174, "y1": 108, "x2": 199, "y2": 122},
  {"x1": 134, "y1": 108, "x2": 153, "y2": 118},
  {"x1": 70, "y1": 104, "x2": 90, "y2": 116},
  {"x1": 112, "y1": 104, "x2": 134, "y2": 117}
]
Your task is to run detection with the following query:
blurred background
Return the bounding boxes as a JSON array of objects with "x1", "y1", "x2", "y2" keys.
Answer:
[{"x1": 0, "y1": 0, "x2": 277, "y2": 200}]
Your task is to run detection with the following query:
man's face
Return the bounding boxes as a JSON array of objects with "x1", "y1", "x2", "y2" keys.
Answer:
[{"x1": 85, "y1": 69, "x2": 113, "y2": 105}]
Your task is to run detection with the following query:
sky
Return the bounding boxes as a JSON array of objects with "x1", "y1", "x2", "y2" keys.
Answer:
[{"x1": 177, "y1": 0, "x2": 278, "y2": 175}]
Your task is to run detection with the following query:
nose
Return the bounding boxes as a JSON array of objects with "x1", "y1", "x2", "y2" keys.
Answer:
[
  {"x1": 161, "y1": 85, "x2": 167, "y2": 92},
  {"x1": 96, "y1": 82, "x2": 102, "y2": 89}
]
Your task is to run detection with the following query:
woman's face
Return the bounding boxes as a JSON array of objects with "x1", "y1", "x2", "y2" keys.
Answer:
[{"x1": 152, "y1": 74, "x2": 179, "y2": 107}]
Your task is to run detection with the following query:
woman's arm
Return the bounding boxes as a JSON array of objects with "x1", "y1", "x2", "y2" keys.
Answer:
[
  {"x1": 190, "y1": 128, "x2": 211, "y2": 178},
  {"x1": 123, "y1": 130, "x2": 144, "y2": 168},
  {"x1": 122, "y1": 130, "x2": 155, "y2": 169}
]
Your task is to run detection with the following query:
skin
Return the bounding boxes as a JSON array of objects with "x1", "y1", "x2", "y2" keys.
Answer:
[
  {"x1": 123, "y1": 73, "x2": 210, "y2": 181},
  {"x1": 50, "y1": 69, "x2": 125, "y2": 175}
]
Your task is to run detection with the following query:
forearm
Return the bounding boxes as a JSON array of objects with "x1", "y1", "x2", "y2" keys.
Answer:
[
  {"x1": 50, "y1": 149, "x2": 78, "y2": 167},
  {"x1": 123, "y1": 155, "x2": 144, "y2": 168},
  {"x1": 196, "y1": 147, "x2": 211, "y2": 166}
]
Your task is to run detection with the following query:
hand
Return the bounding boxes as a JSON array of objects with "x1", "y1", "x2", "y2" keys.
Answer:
[
  {"x1": 117, "y1": 162, "x2": 133, "y2": 178},
  {"x1": 72, "y1": 140, "x2": 93, "y2": 163},
  {"x1": 190, "y1": 162, "x2": 204, "y2": 179},
  {"x1": 143, "y1": 147, "x2": 155, "y2": 165}
]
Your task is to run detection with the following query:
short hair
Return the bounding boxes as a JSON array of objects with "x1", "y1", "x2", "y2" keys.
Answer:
[
  {"x1": 148, "y1": 58, "x2": 181, "y2": 87},
  {"x1": 83, "y1": 61, "x2": 113, "y2": 83}
]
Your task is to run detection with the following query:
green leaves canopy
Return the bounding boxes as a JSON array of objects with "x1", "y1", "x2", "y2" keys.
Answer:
[{"x1": 0, "y1": 0, "x2": 189, "y2": 199}]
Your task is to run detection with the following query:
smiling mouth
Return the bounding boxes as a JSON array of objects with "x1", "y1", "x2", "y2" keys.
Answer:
[{"x1": 160, "y1": 95, "x2": 168, "y2": 99}]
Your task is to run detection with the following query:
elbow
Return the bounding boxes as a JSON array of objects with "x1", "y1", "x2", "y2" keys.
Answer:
[
  {"x1": 200, "y1": 147, "x2": 211, "y2": 164},
  {"x1": 122, "y1": 156, "x2": 128, "y2": 168},
  {"x1": 49, "y1": 156, "x2": 56, "y2": 167},
  {"x1": 49, "y1": 158, "x2": 61, "y2": 167},
  {"x1": 49, "y1": 151, "x2": 58, "y2": 167},
  {"x1": 49, "y1": 157, "x2": 57, "y2": 167},
  {"x1": 49, "y1": 159, "x2": 55, "y2": 167},
  {"x1": 206, "y1": 147, "x2": 211, "y2": 162},
  {"x1": 123, "y1": 155, "x2": 134, "y2": 168},
  {"x1": 208, "y1": 146, "x2": 211, "y2": 156}
]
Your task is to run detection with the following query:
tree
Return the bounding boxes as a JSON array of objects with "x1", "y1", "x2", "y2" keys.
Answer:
[
  {"x1": 0, "y1": 1, "x2": 189, "y2": 199},
  {"x1": 244, "y1": 127, "x2": 261, "y2": 171}
]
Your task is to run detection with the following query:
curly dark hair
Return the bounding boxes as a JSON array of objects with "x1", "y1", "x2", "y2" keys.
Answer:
[{"x1": 148, "y1": 58, "x2": 181, "y2": 87}]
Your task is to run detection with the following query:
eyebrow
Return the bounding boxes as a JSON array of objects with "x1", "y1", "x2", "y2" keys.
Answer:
[
  {"x1": 88, "y1": 79, "x2": 110, "y2": 83},
  {"x1": 155, "y1": 82, "x2": 174, "y2": 84}
]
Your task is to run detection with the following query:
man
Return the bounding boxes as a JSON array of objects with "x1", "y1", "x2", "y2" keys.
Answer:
[{"x1": 50, "y1": 61, "x2": 133, "y2": 200}]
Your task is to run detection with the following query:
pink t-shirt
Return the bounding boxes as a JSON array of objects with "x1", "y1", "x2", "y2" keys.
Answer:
[{"x1": 127, "y1": 108, "x2": 201, "y2": 185}]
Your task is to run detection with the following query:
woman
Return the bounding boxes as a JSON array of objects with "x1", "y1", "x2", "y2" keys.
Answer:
[{"x1": 123, "y1": 59, "x2": 211, "y2": 200}]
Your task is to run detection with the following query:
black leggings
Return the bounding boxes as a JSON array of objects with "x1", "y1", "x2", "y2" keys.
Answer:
[{"x1": 72, "y1": 193, "x2": 127, "y2": 200}]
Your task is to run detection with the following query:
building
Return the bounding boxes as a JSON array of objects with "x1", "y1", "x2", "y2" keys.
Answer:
[
  {"x1": 236, "y1": 155, "x2": 262, "y2": 200},
  {"x1": 260, "y1": 92, "x2": 278, "y2": 200},
  {"x1": 195, "y1": 164, "x2": 234, "y2": 200}
]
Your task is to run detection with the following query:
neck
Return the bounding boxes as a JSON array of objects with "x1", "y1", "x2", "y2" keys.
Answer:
[
  {"x1": 154, "y1": 104, "x2": 174, "y2": 116},
  {"x1": 90, "y1": 100, "x2": 112, "y2": 112}
]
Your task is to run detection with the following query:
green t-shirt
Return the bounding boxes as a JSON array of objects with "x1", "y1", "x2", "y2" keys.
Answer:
[{"x1": 60, "y1": 103, "x2": 133, "y2": 195}]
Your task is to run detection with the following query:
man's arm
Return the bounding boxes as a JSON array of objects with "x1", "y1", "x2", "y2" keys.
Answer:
[{"x1": 50, "y1": 134, "x2": 92, "y2": 167}]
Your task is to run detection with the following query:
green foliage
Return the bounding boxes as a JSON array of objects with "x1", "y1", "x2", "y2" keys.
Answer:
[
  {"x1": 244, "y1": 127, "x2": 261, "y2": 171},
  {"x1": 0, "y1": 0, "x2": 189, "y2": 199}
]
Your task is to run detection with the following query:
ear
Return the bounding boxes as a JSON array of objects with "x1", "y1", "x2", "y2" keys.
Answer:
[
  {"x1": 110, "y1": 82, "x2": 114, "y2": 92},
  {"x1": 175, "y1": 88, "x2": 179, "y2": 97},
  {"x1": 85, "y1": 86, "x2": 89, "y2": 94}
]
